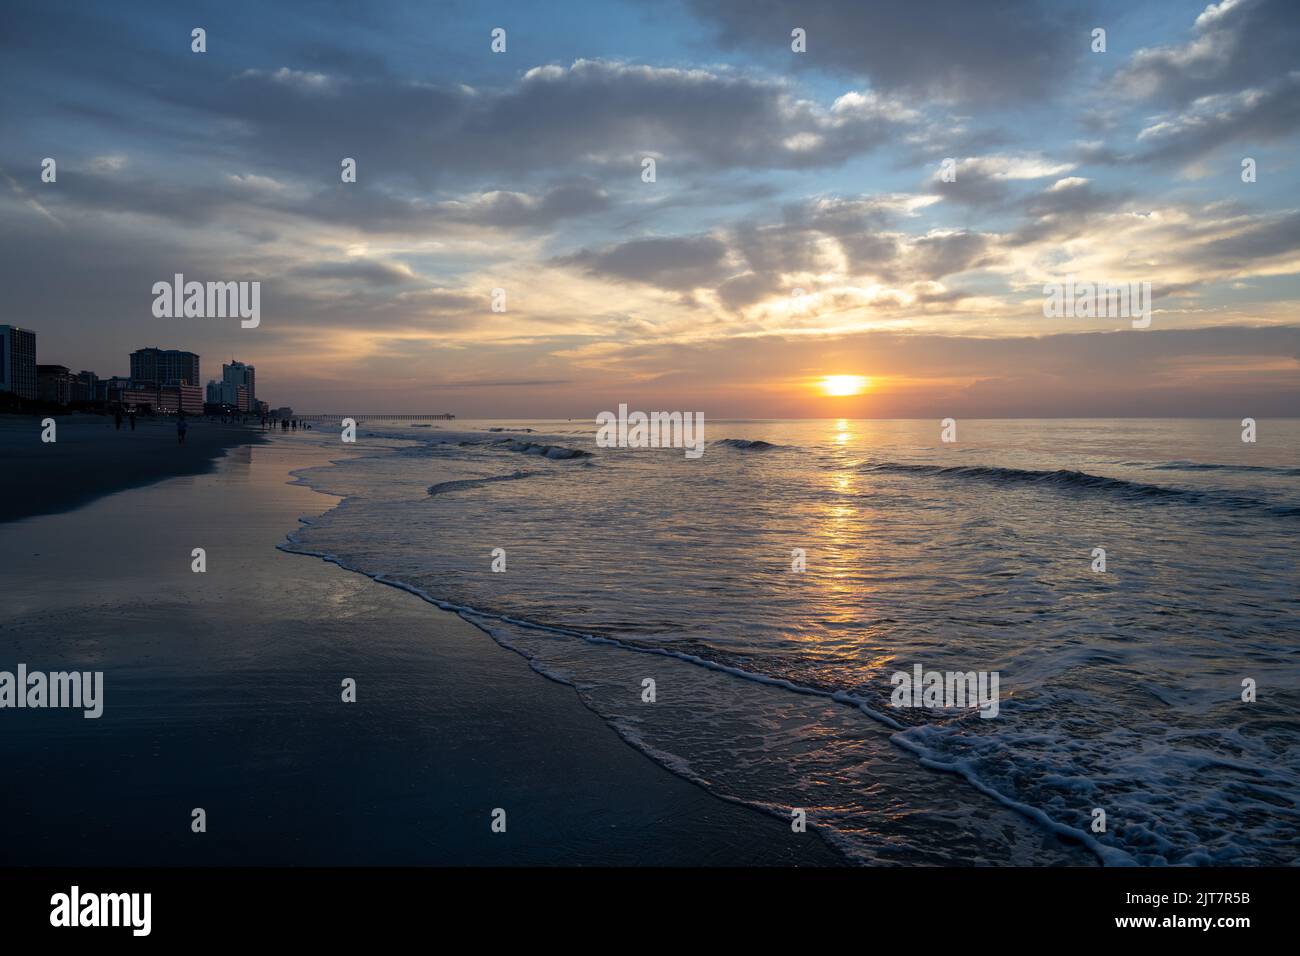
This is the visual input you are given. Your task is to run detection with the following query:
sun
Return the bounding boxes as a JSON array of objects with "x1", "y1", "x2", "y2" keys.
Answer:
[{"x1": 818, "y1": 375, "x2": 869, "y2": 397}]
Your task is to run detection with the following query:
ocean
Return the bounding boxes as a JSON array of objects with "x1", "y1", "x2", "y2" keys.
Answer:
[{"x1": 280, "y1": 418, "x2": 1300, "y2": 865}]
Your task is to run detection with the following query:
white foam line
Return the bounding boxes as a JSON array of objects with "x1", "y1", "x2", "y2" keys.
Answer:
[
  {"x1": 280, "y1": 457, "x2": 1129, "y2": 868},
  {"x1": 889, "y1": 733, "x2": 1136, "y2": 866},
  {"x1": 277, "y1": 532, "x2": 865, "y2": 860},
  {"x1": 281, "y1": 530, "x2": 889, "y2": 713}
]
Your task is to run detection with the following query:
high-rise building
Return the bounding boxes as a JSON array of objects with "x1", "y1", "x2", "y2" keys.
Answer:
[
  {"x1": 110, "y1": 381, "x2": 203, "y2": 415},
  {"x1": 37, "y1": 365, "x2": 72, "y2": 405},
  {"x1": 102, "y1": 376, "x2": 132, "y2": 400},
  {"x1": 71, "y1": 370, "x2": 99, "y2": 403},
  {"x1": 222, "y1": 360, "x2": 255, "y2": 406},
  {"x1": 175, "y1": 384, "x2": 204, "y2": 415},
  {"x1": 130, "y1": 347, "x2": 200, "y2": 387},
  {"x1": 0, "y1": 325, "x2": 37, "y2": 400},
  {"x1": 207, "y1": 376, "x2": 251, "y2": 411}
]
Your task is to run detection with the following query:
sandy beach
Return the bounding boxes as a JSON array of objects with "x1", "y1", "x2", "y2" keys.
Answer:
[
  {"x1": 0, "y1": 414, "x2": 264, "y2": 524},
  {"x1": 0, "y1": 433, "x2": 839, "y2": 865}
]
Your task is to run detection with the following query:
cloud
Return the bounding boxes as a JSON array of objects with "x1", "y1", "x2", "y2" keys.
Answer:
[
  {"x1": 559, "y1": 235, "x2": 730, "y2": 290},
  {"x1": 554, "y1": 323, "x2": 1300, "y2": 417},
  {"x1": 1133, "y1": 74, "x2": 1300, "y2": 163},
  {"x1": 906, "y1": 231, "x2": 991, "y2": 280},
  {"x1": 1188, "y1": 210, "x2": 1300, "y2": 271},
  {"x1": 19, "y1": 162, "x2": 613, "y2": 236},
  {"x1": 209, "y1": 59, "x2": 917, "y2": 183},
  {"x1": 1005, "y1": 176, "x2": 1133, "y2": 245},
  {"x1": 1115, "y1": 0, "x2": 1300, "y2": 106},
  {"x1": 556, "y1": 191, "x2": 952, "y2": 300},
  {"x1": 434, "y1": 183, "x2": 611, "y2": 227},
  {"x1": 1111, "y1": 0, "x2": 1300, "y2": 162},
  {"x1": 291, "y1": 259, "x2": 421, "y2": 285},
  {"x1": 685, "y1": 0, "x2": 1086, "y2": 103},
  {"x1": 931, "y1": 154, "x2": 1077, "y2": 207},
  {"x1": 555, "y1": 190, "x2": 997, "y2": 314},
  {"x1": 237, "y1": 67, "x2": 341, "y2": 95}
]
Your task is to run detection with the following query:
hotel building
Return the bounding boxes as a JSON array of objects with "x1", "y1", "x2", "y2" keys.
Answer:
[{"x1": 0, "y1": 325, "x2": 37, "y2": 401}]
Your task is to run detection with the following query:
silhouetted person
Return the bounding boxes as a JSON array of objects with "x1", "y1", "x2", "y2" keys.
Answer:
[
  {"x1": 177, "y1": 416, "x2": 188, "y2": 445},
  {"x1": 291, "y1": 419, "x2": 297, "y2": 431},
  {"x1": 114, "y1": 408, "x2": 123, "y2": 430},
  {"x1": 128, "y1": 410, "x2": 136, "y2": 431}
]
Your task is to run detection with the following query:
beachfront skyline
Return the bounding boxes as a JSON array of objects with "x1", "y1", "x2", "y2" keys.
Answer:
[{"x1": 2, "y1": 0, "x2": 1298, "y2": 417}]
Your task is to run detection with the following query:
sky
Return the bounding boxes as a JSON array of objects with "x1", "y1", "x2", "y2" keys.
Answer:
[{"x1": 1, "y1": 0, "x2": 1298, "y2": 417}]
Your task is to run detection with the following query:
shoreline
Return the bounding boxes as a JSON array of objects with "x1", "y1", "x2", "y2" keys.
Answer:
[
  {"x1": 0, "y1": 414, "x2": 266, "y2": 525},
  {"x1": 279, "y1": 432, "x2": 1100, "y2": 867},
  {"x1": 0, "y1": 434, "x2": 842, "y2": 866}
]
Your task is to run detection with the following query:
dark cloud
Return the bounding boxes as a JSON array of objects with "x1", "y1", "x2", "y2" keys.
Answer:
[
  {"x1": 558, "y1": 191, "x2": 990, "y2": 300},
  {"x1": 22, "y1": 165, "x2": 236, "y2": 227},
  {"x1": 1, "y1": 0, "x2": 921, "y2": 187},
  {"x1": 907, "y1": 232, "x2": 990, "y2": 280},
  {"x1": 157, "y1": 60, "x2": 915, "y2": 184},
  {"x1": 925, "y1": 155, "x2": 1078, "y2": 209},
  {"x1": 1133, "y1": 73, "x2": 1300, "y2": 164},
  {"x1": 557, "y1": 195, "x2": 919, "y2": 297},
  {"x1": 17, "y1": 162, "x2": 613, "y2": 235},
  {"x1": 1111, "y1": 0, "x2": 1300, "y2": 163},
  {"x1": 795, "y1": 196, "x2": 910, "y2": 274},
  {"x1": 685, "y1": 0, "x2": 1086, "y2": 103},
  {"x1": 716, "y1": 272, "x2": 780, "y2": 309},
  {"x1": 932, "y1": 172, "x2": 1010, "y2": 208},
  {"x1": 395, "y1": 289, "x2": 482, "y2": 313},
  {"x1": 1115, "y1": 0, "x2": 1300, "y2": 107},
  {"x1": 436, "y1": 182, "x2": 612, "y2": 228},
  {"x1": 291, "y1": 260, "x2": 419, "y2": 285},
  {"x1": 559, "y1": 235, "x2": 730, "y2": 289},
  {"x1": 1006, "y1": 178, "x2": 1132, "y2": 246},
  {"x1": 1190, "y1": 210, "x2": 1300, "y2": 270},
  {"x1": 731, "y1": 217, "x2": 824, "y2": 275}
]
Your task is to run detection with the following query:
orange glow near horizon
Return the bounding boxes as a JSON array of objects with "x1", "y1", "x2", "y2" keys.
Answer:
[{"x1": 818, "y1": 375, "x2": 869, "y2": 397}]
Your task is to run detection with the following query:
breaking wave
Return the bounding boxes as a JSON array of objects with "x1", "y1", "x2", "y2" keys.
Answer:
[{"x1": 862, "y1": 461, "x2": 1300, "y2": 516}]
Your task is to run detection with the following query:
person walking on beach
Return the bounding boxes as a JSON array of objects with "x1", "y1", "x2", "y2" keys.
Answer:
[
  {"x1": 128, "y1": 409, "x2": 136, "y2": 431},
  {"x1": 177, "y1": 415, "x2": 188, "y2": 445},
  {"x1": 114, "y1": 407, "x2": 123, "y2": 431}
]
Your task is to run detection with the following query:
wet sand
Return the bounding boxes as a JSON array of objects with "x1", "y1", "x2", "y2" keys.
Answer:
[
  {"x1": 0, "y1": 436, "x2": 840, "y2": 865},
  {"x1": 0, "y1": 414, "x2": 264, "y2": 524}
]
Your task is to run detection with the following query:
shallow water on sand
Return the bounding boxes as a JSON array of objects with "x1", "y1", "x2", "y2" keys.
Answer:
[{"x1": 283, "y1": 419, "x2": 1300, "y2": 865}]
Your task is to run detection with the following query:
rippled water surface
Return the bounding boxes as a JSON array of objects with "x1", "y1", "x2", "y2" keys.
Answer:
[{"x1": 282, "y1": 419, "x2": 1300, "y2": 865}]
